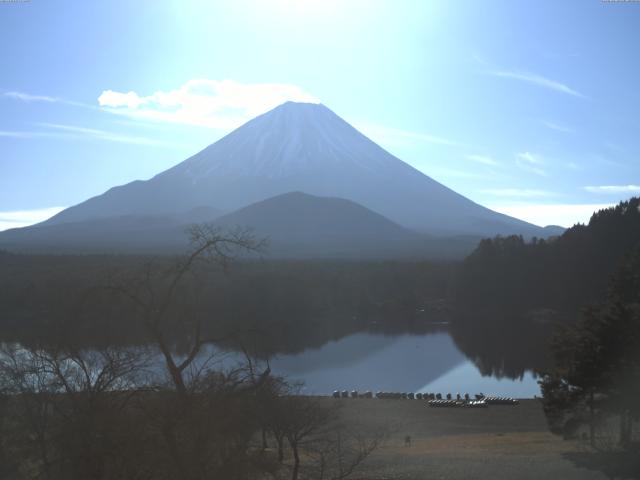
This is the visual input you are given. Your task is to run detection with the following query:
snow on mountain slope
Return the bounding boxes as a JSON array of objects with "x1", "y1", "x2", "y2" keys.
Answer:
[
  {"x1": 42, "y1": 101, "x2": 544, "y2": 237},
  {"x1": 170, "y1": 102, "x2": 399, "y2": 179}
]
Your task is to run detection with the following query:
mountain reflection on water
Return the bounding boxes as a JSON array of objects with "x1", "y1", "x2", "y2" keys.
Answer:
[
  {"x1": 3, "y1": 330, "x2": 541, "y2": 398},
  {"x1": 258, "y1": 331, "x2": 540, "y2": 398}
]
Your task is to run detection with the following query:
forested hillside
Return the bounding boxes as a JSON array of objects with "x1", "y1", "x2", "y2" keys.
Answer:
[
  {"x1": 450, "y1": 198, "x2": 640, "y2": 378},
  {"x1": 0, "y1": 252, "x2": 454, "y2": 355},
  {"x1": 454, "y1": 198, "x2": 640, "y2": 315}
]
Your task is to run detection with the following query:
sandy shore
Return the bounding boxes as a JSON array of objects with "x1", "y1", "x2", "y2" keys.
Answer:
[{"x1": 327, "y1": 398, "x2": 623, "y2": 480}]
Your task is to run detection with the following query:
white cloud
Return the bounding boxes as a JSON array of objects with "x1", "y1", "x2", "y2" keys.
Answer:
[
  {"x1": 98, "y1": 79, "x2": 320, "y2": 129},
  {"x1": 584, "y1": 185, "x2": 640, "y2": 194},
  {"x1": 488, "y1": 70, "x2": 584, "y2": 98},
  {"x1": 489, "y1": 203, "x2": 615, "y2": 228},
  {"x1": 0, "y1": 206, "x2": 66, "y2": 232},
  {"x1": 516, "y1": 152, "x2": 547, "y2": 176},
  {"x1": 98, "y1": 90, "x2": 146, "y2": 109},
  {"x1": 481, "y1": 188, "x2": 556, "y2": 198},
  {"x1": 465, "y1": 154, "x2": 499, "y2": 166}
]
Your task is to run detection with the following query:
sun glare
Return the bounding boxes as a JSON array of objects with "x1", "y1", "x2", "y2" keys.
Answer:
[{"x1": 272, "y1": 0, "x2": 343, "y2": 16}]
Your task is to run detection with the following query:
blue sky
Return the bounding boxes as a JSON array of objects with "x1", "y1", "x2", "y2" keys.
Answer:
[{"x1": 1, "y1": 0, "x2": 639, "y2": 230}]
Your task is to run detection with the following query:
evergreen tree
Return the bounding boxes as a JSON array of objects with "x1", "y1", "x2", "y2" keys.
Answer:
[{"x1": 540, "y1": 245, "x2": 640, "y2": 448}]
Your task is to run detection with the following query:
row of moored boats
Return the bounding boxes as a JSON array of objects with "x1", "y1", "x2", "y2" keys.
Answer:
[{"x1": 331, "y1": 390, "x2": 519, "y2": 406}]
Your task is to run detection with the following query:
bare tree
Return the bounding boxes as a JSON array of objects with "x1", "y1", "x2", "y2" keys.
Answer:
[
  {"x1": 285, "y1": 396, "x2": 335, "y2": 480},
  {"x1": 311, "y1": 424, "x2": 386, "y2": 480},
  {"x1": 0, "y1": 224, "x2": 384, "y2": 480},
  {"x1": 0, "y1": 344, "x2": 149, "y2": 480},
  {"x1": 257, "y1": 375, "x2": 294, "y2": 463},
  {"x1": 102, "y1": 225, "x2": 273, "y2": 480},
  {"x1": 261, "y1": 384, "x2": 385, "y2": 480},
  {"x1": 107, "y1": 224, "x2": 268, "y2": 394}
]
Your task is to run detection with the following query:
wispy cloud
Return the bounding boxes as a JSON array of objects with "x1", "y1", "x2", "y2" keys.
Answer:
[
  {"x1": 604, "y1": 142, "x2": 625, "y2": 154},
  {"x1": 481, "y1": 188, "x2": 556, "y2": 198},
  {"x1": 590, "y1": 154, "x2": 624, "y2": 168},
  {"x1": 471, "y1": 53, "x2": 489, "y2": 66},
  {"x1": 488, "y1": 203, "x2": 615, "y2": 228},
  {"x1": 2, "y1": 91, "x2": 59, "y2": 103},
  {"x1": 465, "y1": 154, "x2": 499, "y2": 166},
  {"x1": 516, "y1": 152, "x2": 547, "y2": 176},
  {"x1": 36, "y1": 123, "x2": 182, "y2": 147},
  {"x1": 542, "y1": 120, "x2": 574, "y2": 133},
  {"x1": 0, "y1": 130, "x2": 38, "y2": 138},
  {"x1": 1, "y1": 123, "x2": 181, "y2": 147},
  {"x1": 488, "y1": 70, "x2": 584, "y2": 98},
  {"x1": 98, "y1": 79, "x2": 320, "y2": 129},
  {"x1": 566, "y1": 162, "x2": 581, "y2": 170},
  {"x1": 426, "y1": 167, "x2": 498, "y2": 181},
  {"x1": 1, "y1": 90, "x2": 91, "y2": 108},
  {"x1": 584, "y1": 185, "x2": 640, "y2": 194},
  {"x1": 0, "y1": 130, "x2": 73, "y2": 140},
  {"x1": 356, "y1": 123, "x2": 458, "y2": 148},
  {"x1": 0, "y1": 206, "x2": 66, "y2": 232}
]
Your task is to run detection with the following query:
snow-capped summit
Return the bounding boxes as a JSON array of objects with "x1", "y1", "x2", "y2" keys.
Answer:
[
  {"x1": 168, "y1": 101, "x2": 398, "y2": 180},
  {"x1": 41, "y1": 101, "x2": 544, "y2": 237}
]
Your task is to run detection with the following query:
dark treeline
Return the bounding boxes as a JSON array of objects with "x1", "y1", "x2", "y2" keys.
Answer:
[
  {"x1": 539, "y1": 244, "x2": 640, "y2": 452},
  {"x1": 449, "y1": 312, "x2": 553, "y2": 379},
  {"x1": 450, "y1": 198, "x2": 640, "y2": 378},
  {"x1": 454, "y1": 197, "x2": 640, "y2": 314},
  {"x1": 0, "y1": 249, "x2": 455, "y2": 357}
]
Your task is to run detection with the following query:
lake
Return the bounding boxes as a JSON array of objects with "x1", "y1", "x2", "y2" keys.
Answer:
[
  {"x1": 262, "y1": 331, "x2": 540, "y2": 398},
  {"x1": 1, "y1": 330, "x2": 541, "y2": 398}
]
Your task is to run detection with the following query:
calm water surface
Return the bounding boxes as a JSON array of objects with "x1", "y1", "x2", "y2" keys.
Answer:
[
  {"x1": 3, "y1": 331, "x2": 540, "y2": 398},
  {"x1": 265, "y1": 331, "x2": 540, "y2": 398}
]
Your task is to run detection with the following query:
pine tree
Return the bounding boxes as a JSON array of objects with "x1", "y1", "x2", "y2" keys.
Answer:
[{"x1": 540, "y1": 245, "x2": 640, "y2": 448}]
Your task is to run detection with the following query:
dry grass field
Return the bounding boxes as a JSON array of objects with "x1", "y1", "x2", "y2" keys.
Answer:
[{"x1": 326, "y1": 398, "x2": 639, "y2": 480}]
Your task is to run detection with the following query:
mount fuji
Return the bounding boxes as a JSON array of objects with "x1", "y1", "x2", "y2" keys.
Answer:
[{"x1": 0, "y1": 101, "x2": 560, "y2": 256}]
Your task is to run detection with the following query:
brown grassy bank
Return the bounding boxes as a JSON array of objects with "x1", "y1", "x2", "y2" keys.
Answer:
[{"x1": 323, "y1": 398, "x2": 633, "y2": 480}]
